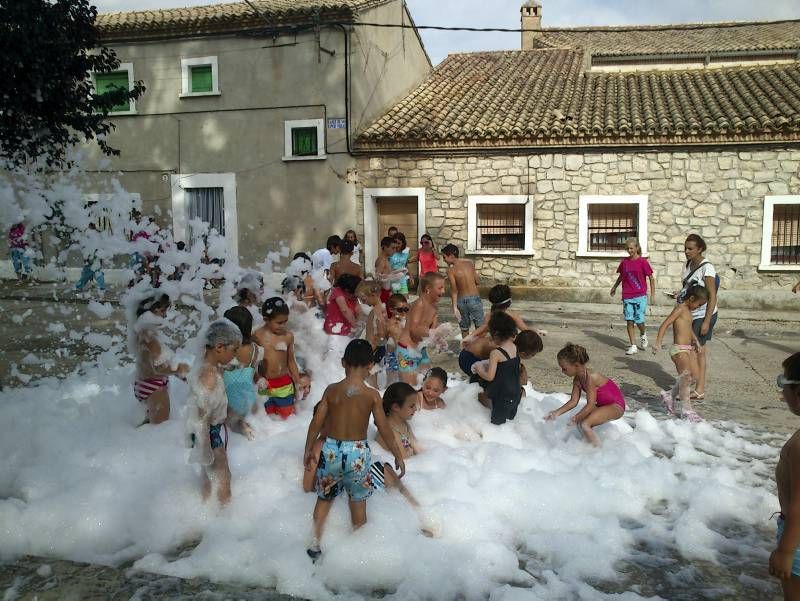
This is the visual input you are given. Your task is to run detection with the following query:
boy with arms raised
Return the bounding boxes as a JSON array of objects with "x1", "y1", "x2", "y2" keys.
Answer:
[
  {"x1": 303, "y1": 339, "x2": 405, "y2": 560},
  {"x1": 397, "y1": 271, "x2": 446, "y2": 385},
  {"x1": 442, "y1": 244, "x2": 484, "y2": 338}
]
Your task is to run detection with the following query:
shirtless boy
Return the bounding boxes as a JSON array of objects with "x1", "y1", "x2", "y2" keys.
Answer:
[
  {"x1": 397, "y1": 271, "x2": 446, "y2": 385},
  {"x1": 375, "y1": 236, "x2": 398, "y2": 306},
  {"x1": 442, "y1": 244, "x2": 484, "y2": 338},
  {"x1": 303, "y1": 339, "x2": 405, "y2": 560},
  {"x1": 329, "y1": 239, "x2": 363, "y2": 283},
  {"x1": 253, "y1": 297, "x2": 306, "y2": 418}
]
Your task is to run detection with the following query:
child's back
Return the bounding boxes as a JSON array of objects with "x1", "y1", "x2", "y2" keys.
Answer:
[
  {"x1": 485, "y1": 340, "x2": 521, "y2": 425},
  {"x1": 323, "y1": 380, "x2": 378, "y2": 441}
]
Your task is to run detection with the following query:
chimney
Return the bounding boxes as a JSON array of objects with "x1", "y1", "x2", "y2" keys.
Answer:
[{"x1": 521, "y1": 0, "x2": 542, "y2": 50}]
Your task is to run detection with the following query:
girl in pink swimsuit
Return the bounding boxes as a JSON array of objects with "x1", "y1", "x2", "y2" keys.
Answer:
[{"x1": 546, "y1": 343, "x2": 625, "y2": 446}]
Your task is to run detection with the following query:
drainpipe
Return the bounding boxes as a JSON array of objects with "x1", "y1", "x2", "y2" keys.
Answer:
[{"x1": 334, "y1": 23, "x2": 352, "y2": 155}]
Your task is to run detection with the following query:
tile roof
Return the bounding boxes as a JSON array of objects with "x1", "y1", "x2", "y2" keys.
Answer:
[
  {"x1": 532, "y1": 20, "x2": 800, "y2": 58},
  {"x1": 96, "y1": 0, "x2": 390, "y2": 42},
  {"x1": 357, "y1": 49, "x2": 800, "y2": 150}
]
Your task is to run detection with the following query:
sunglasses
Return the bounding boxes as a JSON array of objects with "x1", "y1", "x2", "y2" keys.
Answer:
[
  {"x1": 421, "y1": 240, "x2": 431, "y2": 245},
  {"x1": 392, "y1": 306, "x2": 410, "y2": 313},
  {"x1": 777, "y1": 374, "x2": 800, "y2": 389}
]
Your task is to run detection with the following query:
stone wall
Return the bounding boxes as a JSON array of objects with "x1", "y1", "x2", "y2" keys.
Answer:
[{"x1": 356, "y1": 148, "x2": 800, "y2": 292}]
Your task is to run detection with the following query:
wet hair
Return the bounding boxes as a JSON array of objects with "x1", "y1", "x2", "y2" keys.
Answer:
[
  {"x1": 237, "y1": 288, "x2": 256, "y2": 303},
  {"x1": 685, "y1": 233, "x2": 707, "y2": 253},
  {"x1": 335, "y1": 273, "x2": 361, "y2": 294},
  {"x1": 557, "y1": 343, "x2": 590, "y2": 365},
  {"x1": 424, "y1": 367, "x2": 448, "y2": 389},
  {"x1": 339, "y1": 238, "x2": 355, "y2": 255},
  {"x1": 383, "y1": 381, "x2": 417, "y2": 415},
  {"x1": 387, "y1": 293, "x2": 408, "y2": 316},
  {"x1": 387, "y1": 226, "x2": 398, "y2": 236},
  {"x1": 356, "y1": 280, "x2": 380, "y2": 298},
  {"x1": 136, "y1": 293, "x2": 170, "y2": 317},
  {"x1": 326, "y1": 235, "x2": 342, "y2": 252},
  {"x1": 205, "y1": 319, "x2": 242, "y2": 348},
  {"x1": 176, "y1": 241, "x2": 186, "y2": 251},
  {"x1": 381, "y1": 236, "x2": 395, "y2": 249},
  {"x1": 684, "y1": 284, "x2": 708, "y2": 303},
  {"x1": 293, "y1": 251, "x2": 311, "y2": 262},
  {"x1": 393, "y1": 232, "x2": 407, "y2": 251},
  {"x1": 488, "y1": 311, "x2": 517, "y2": 342},
  {"x1": 344, "y1": 229, "x2": 359, "y2": 244},
  {"x1": 282, "y1": 274, "x2": 305, "y2": 295},
  {"x1": 489, "y1": 284, "x2": 512, "y2": 310},
  {"x1": 419, "y1": 271, "x2": 445, "y2": 293},
  {"x1": 625, "y1": 237, "x2": 642, "y2": 255},
  {"x1": 261, "y1": 296, "x2": 290, "y2": 320},
  {"x1": 515, "y1": 330, "x2": 543, "y2": 356},
  {"x1": 223, "y1": 306, "x2": 253, "y2": 343},
  {"x1": 441, "y1": 243, "x2": 459, "y2": 257},
  {"x1": 343, "y1": 338, "x2": 374, "y2": 367},
  {"x1": 784, "y1": 352, "x2": 800, "y2": 388}
]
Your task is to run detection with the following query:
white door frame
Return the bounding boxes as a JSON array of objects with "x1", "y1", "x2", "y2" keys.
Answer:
[
  {"x1": 363, "y1": 187, "x2": 426, "y2": 273},
  {"x1": 170, "y1": 173, "x2": 238, "y2": 263}
]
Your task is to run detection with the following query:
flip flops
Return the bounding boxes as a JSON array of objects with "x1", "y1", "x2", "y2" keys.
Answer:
[{"x1": 689, "y1": 390, "x2": 705, "y2": 401}]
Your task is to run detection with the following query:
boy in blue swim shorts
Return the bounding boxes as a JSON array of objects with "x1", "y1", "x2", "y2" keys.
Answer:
[{"x1": 303, "y1": 339, "x2": 406, "y2": 561}]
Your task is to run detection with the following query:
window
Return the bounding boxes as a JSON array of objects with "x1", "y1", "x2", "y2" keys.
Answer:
[
  {"x1": 467, "y1": 196, "x2": 534, "y2": 255},
  {"x1": 283, "y1": 119, "x2": 326, "y2": 161},
  {"x1": 578, "y1": 195, "x2": 648, "y2": 257},
  {"x1": 93, "y1": 63, "x2": 135, "y2": 114},
  {"x1": 760, "y1": 196, "x2": 800, "y2": 270},
  {"x1": 187, "y1": 187, "x2": 225, "y2": 236},
  {"x1": 180, "y1": 56, "x2": 220, "y2": 97}
]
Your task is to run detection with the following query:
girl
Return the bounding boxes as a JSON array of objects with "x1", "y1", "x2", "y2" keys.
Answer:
[
  {"x1": 610, "y1": 237, "x2": 655, "y2": 355},
  {"x1": 415, "y1": 234, "x2": 439, "y2": 294},
  {"x1": 222, "y1": 306, "x2": 264, "y2": 439},
  {"x1": 186, "y1": 319, "x2": 242, "y2": 505},
  {"x1": 323, "y1": 274, "x2": 362, "y2": 355},
  {"x1": 546, "y1": 343, "x2": 625, "y2": 446},
  {"x1": 376, "y1": 381, "x2": 422, "y2": 458},
  {"x1": 389, "y1": 232, "x2": 411, "y2": 295},
  {"x1": 384, "y1": 293, "x2": 409, "y2": 385},
  {"x1": 474, "y1": 312, "x2": 521, "y2": 425},
  {"x1": 236, "y1": 271, "x2": 264, "y2": 328},
  {"x1": 418, "y1": 367, "x2": 447, "y2": 410},
  {"x1": 131, "y1": 294, "x2": 190, "y2": 425},
  {"x1": 770, "y1": 352, "x2": 800, "y2": 599},
  {"x1": 344, "y1": 229, "x2": 362, "y2": 267}
]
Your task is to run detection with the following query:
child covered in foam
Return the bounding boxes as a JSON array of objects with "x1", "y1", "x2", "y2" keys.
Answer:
[
  {"x1": 418, "y1": 367, "x2": 447, "y2": 410},
  {"x1": 222, "y1": 306, "x2": 264, "y2": 439}
]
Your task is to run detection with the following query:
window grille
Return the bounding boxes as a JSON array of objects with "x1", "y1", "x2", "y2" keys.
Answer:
[
  {"x1": 292, "y1": 127, "x2": 318, "y2": 156},
  {"x1": 190, "y1": 65, "x2": 213, "y2": 93},
  {"x1": 771, "y1": 203, "x2": 800, "y2": 265},
  {"x1": 587, "y1": 203, "x2": 638, "y2": 251},
  {"x1": 94, "y1": 71, "x2": 130, "y2": 112},
  {"x1": 476, "y1": 204, "x2": 525, "y2": 250}
]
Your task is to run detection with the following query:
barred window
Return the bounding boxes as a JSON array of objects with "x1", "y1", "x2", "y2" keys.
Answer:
[
  {"x1": 770, "y1": 203, "x2": 800, "y2": 265},
  {"x1": 476, "y1": 204, "x2": 525, "y2": 250},
  {"x1": 587, "y1": 203, "x2": 638, "y2": 252}
]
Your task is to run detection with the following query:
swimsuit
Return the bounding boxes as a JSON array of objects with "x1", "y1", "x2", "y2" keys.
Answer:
[
  {"x1": 315, "y1": 438, "x2": 373, "y2": 502},
  {"x1": 388, "y1": 252, "x2": 409, "y2": 294},
  {"x1": 418, "y1": 250, "x2": 438, "y2": 276},
  {"x1": 485, "y1": 347, "x2": 522, "y2": 425},
  {"x1": 134, "y1": 376, "x2": 168, "y2": 402},
  {"x1": 670, "y1": 344, "x2": 694, "y2": 357},
  {"x1": 262, "y1": 374, "x2": 295, "y2": 419},
  {"x1": 776, "y1": 515, "x2": 800, "y2": 577},
  {"x1": 223, "y1": 342, "x2": 260, "y2": 417},
  {"x1": 397, "y1": 343, "x2": 431, "y2": 373},
  {"x1": 393, "y1": 425, "x2": 415, "y2": 454},
  {"x1": 580, "y1": 372, "x2": 626, "y2": 411}
]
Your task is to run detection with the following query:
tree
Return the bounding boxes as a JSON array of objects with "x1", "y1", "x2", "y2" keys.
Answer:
[{"x1": 0, "y1": 0, "x2": 145, "y2": 169}]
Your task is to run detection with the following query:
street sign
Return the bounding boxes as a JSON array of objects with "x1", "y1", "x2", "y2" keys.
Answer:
[{"x1": 327, "y1": 118, "x2": 347, "y2": 129}]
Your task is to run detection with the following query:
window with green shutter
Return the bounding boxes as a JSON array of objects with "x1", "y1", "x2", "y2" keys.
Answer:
[
  {"x1": 292, "y1": 127, "x2": 318, "y2": 157},
  {"x1": 94, "y1": 71, "x2": 131, "y2": 112},
  {"x1": 190, "y1": 64, "x2": 213, "y2": 93}
]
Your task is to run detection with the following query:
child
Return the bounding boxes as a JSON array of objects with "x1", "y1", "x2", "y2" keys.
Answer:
[
  {"x1": 416, "y1": 234, "x2": 439, "y2": 279},
  {"x1": 75, "y1": 223, "x2": 106, "y2": 295},
  {"x1": 442, "y1": 244, "x2": 483, "y2": 338},
  {"x1": 418, "y1": 367, "x2": 447, "y2": 410},
  {"x1": 186, "y1": 319, "x2": 242, "y2": 505},
  {"x1": 312, "y1": 235, "x2": 341, "y2": 276},
  {"x1": 375, "y1": 236, "x2": 398, "y2": 307},
  {"x1": 376, "y1": 381, "x2": 423, "y2": 457},
  {"x1": 610, "y1": 237, "x2": 655, "y2": 355},
  {"x1": 356, "y1": 279, "x2": 386, "y2": 360},
  {"x1": 329, "y1": 238, "x2": 363, "y2": 283},
  {"x1": 397, "y1": 272, "x2": 446, "y2": 385},
  {"x1": 769, "y1": 352, "x2": 800, "y2": 596},
  {"x1": 236, "y1": 270, "x2": 264, "y2": 327},
  {"x1": 303, "y1": 339, "x2": 406, "y2": 560},
  {"x1": 343, "y1": 229, "x2": 362, "y2": 267},
  {"x1": 462, "y1": 284, "x2": 544, "y2": 347},
  {"x1": 384, "y1": 293, "x2": 408, "y2": 385},
  {"x1": 253, "y1": 297, "x2": 304, "y2": 419},
  {"x1": 222, "y1": 306, "x2": 263, "y2": 439},
  {"x1": 131, "y1": 294, "x2": 190, "y2": 425},
  {"x1": 8, "y1": 222, "x2": 32, "y2": 281},
  {"x1": 323, "y1": 274, "x2": 362, "y2": 355},
  {"x1": 474, "y1": 312, "x2": 522, "y2": 425},
  {"x1": 652, "y1": 284, "x2": 707, "y2": 422},
  {"x1": 546, "y1": 343, "x2": 625, "y2": 446},
  {"x1": 389, "y1": 232, "x2": 411, "y2": 295}
]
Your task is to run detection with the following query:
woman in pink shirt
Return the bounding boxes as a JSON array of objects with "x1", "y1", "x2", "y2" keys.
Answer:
[{"x1": 610, "y1": 237, "x2": 655, "y2": 356}]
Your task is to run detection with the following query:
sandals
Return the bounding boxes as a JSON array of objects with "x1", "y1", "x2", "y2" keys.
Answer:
[
  {"x1": 660, "y1": 390, "x2": 675, "y2": 415},
  {"x1": 682, "y1": 409, "x2": 703, "y2": 423},
  {"x1": 689, "y1": 390, "x2": 705, "y2": 401}
]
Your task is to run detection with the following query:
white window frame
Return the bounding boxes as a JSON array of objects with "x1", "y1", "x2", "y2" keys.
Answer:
[
  {"x1": 759, "y1": 195, "x2": 800, "y2": 271},
  {"x1": 170, "y1": 173, "x2": 238, "y2": 264},
  {"x1": 180, "y1": 56, "x2": 220, "y2": 97},
  {"x1": 578, "y1": 195, "x2": 648, "y2": 258},
  {"x1": 466, "y1": 195, "x2": 534, "y2": 256},
  {"x1": 91, "y1": 62, "x2": 136, "y2": 115},
  {"x1": 283, "y1": 119, "x2": 326, "y2": 161}
]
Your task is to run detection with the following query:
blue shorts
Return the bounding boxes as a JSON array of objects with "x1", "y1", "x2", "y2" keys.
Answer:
[
  {"x1": 315, "y1": 438, "x2": 373, "y2": 502},
  {"x1": 692, "y1": 312, "x2": 718, "y2": 346},
  {"x1": 459, "y1": 349, "x2": 480, "y2": 377},
  {"x1": 777, "y1": 516, "x2": 800, "y2": 576},
  {"x1": 623, "y1": 296, "x2": 648, "y2": 324},
  {"x1": 192, "y1": 423, "x2": 227, "y2": 450},
  {"x1": 397, "y1": 344, "x2": 431, "y2": 373},
  {"x1": 457, "y1": 295, "x2": 485, "y2": 331},
  {"x1": 384, "y1": 350, "x2": 400, "y2": 373}
]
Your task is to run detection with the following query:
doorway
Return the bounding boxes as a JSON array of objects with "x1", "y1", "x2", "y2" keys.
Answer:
[{"x1": 363, "y1": 187, "x2": 426, "y2": 275}]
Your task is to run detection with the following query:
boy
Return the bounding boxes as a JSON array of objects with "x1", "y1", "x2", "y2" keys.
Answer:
[
  {"x1": 303, "y1": 339, "x2": 405, "y2": 560},
  {"x1": 397, "y1": 271, "x2": 446, "y2": 385},
  {"x1": 75, "y1": 223, "x2": 106, "y2": 295},
  {"x1": 652, "y1": 284, "x2": 707, "y2": 422},
  {"x1": 462, "y1": 284, "x2": 545, "y2": 347},
  {"x1": 329, "y1": 238, "x2": 363, "y2": 283},
  {"x1": 442, "y1": 244, "x2": 484, "y2": 338},
  {"x1": 311, "y1": 235, "x2": 341, "y2": 276},
  {"x1": 253, "y1": 297, "x2": 305, "y2": 418},
  {"x1": 375, "y1": 236, "x2": 397, "y2": 307}
]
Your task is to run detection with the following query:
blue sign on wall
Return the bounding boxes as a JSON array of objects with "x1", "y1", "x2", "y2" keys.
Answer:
[{"x1": 327, "y1": 118, "x2": 347, "y2": 129}]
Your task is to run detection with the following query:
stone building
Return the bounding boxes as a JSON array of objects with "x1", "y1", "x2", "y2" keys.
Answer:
[{"x1": 354, "y1": 5, "x2": 800, "y2": 304}]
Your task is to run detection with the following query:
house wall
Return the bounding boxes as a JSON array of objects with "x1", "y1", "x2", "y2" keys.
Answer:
[{"x1": 357, "y1": 148, "x2": 800, "y2": 299}]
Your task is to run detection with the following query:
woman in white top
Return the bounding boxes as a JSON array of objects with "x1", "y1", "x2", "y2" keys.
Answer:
[
  {"x1": 677, "y1": 233, "x2": 718, "y2": 400},
  {"x1": 344, "y1": 229, "x2": 361, "y2": 267}
]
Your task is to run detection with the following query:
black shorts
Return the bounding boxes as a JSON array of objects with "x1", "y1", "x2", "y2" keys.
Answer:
[{"x1": 692, "y1": 312, "x2": 718, "y2": 346}]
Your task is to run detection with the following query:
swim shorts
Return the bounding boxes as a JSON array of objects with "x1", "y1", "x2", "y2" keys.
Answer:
[
  {"x1": 134, "y1": 376, "x2": 168, "y2": 402},
  {"x1": 315, "y1": 438, "x2": 373, "y2": 502},
  {"x1": 623, "y1": 296, "x2": 648, "y2": 324},
  {"x1": 369, "y1": 461, "x2": 386, "y2": 491},
  {"x1": 263, "y1": 374, "x2": 295, "y2": 419},
  {"x1": 191, "y1": 423, "x2": 227, "y2": 450},
  {"x1": 397, "y1": 344, "x2": 431, "y2": 373},
  {"x1": 384, "y1": 350, "x2": 400, "y2": 373},
  {"x1": 457, "y1": 295, "x2": 485, "y2": 331},
  {"x1": 776, "y1": 516, "x2": 800, "y2": 577}
]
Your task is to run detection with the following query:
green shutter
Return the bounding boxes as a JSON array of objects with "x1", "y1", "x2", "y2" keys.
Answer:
[
  {"x1": 190, "y1": 65, "x2": 213, "y2": 93},
  {"x1": 292, "y1": 127, "x2": 318, "y2": 156},
  {"x1": 95, "y1": 71, "x2": 131, "y2": 112}
]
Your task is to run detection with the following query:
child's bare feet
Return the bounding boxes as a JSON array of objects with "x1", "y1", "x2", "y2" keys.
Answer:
[{"x1": 242, "y1": 422, "x2": 255, "y2": 441}]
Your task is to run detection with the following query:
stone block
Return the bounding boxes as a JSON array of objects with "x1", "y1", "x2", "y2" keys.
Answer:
[
  {"x1": 585, "y1": 155, "x2": 602, "y2": 164},
  {"x1": 565, "y1": 155, "x2": 584, "y2": 171},
  {"x1": 686, "y1": 171, "x2": 703, "y2": 183},
  {"x1": 717, "y1": 156, "x2": 734, "y2": 170},
  {"x1": 369, "y1": 157, "x2": 383, "y2": 170},
  {"x1": 500, "y1": 176, "x2": 519, "y2": 186},
  {"x1": 536, "y1": 180, "x2": 554, "y2": 193},
  {"x1": 754, "y1": 170, "x2": 775, "y2": 183},
  {"x1": 769, "y1": 181, "x2": 789, "y2": 194},
  {"x1": 688, "y1": 183, "x2": 710, "y2": 194},
  {"x1": 553, "y1": 179, "x2": 571, "y2": 192},
  {"x1": 591, "y1": 172, "x2": 605, "y2": 184},
  {"x1": 547, "y1": 168, "x2": 565, "y2": 180},
  {"x1": 632, "y1": 157, "x2": 648, "y2": 172}
]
